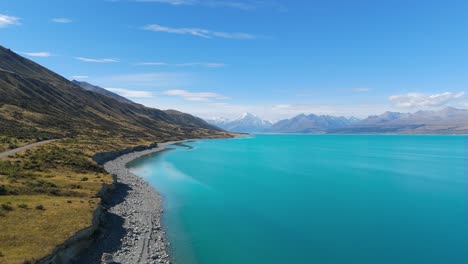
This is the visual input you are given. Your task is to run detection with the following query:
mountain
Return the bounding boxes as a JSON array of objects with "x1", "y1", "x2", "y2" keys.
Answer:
[
  {"x1": 270, "y1": 114, "x2": 358, "y2": 133},
  {"x1": 72, "y1": 80, "x2": 134, "y2": 104},
  {"x1": 0, "y1": 45, "x2": 226, "y2": 141},
  {"x1": 72, "y1": 81, "x2": 218, "y2": 130},
  {"x1": 207, "y1": 107, "x2": 468, "y2": 134},
  {"x1": 206, "y1": 113, "x2": 272, "y2": 133},
  {"x1": 335, "y1": 107, "x2": 468, "y2": 134},
  {"x1": 205, "y1": 117, "x2": 230, "y2": 128}
]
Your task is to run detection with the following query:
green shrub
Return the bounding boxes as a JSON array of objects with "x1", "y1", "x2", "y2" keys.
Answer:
[
  {"x1": 17, "y1": 203, "x2": 28, "y2": 209},
  {"x1": 49, "y1": 189, "x2": 60, "y2": 196},
  {"x1": 1, "y1": 204, "x2": 13, "y2": 211},
  {"x1": 0, "y1": 161, "x2": 20, "y2": 177},
  {"x1": 0, "y1": 185, "x2": 7, "y2": 195},
  {"x1": 26, "y1": 180, "x2": 57, "y2": 188},
  {"x1": 70, "y1": 184, "x2": 82, "y2": 189}
]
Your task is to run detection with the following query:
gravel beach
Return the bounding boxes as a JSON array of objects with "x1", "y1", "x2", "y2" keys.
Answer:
[{"x1": 74, "y1": 140, "x2": 194, "y2": 264}]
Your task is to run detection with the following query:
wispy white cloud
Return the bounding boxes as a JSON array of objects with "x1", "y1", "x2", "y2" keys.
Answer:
[
  {"x1": 21, "y1": 52, "x2": 54, "y2": 57},
  {"x1": 0, "y1": 14, "x2": 21, "y2": 28},
  {"x1": 143, "y1": 24, "x2": 257, "y2": 39},
  {"x1": 118, "y1": 0, "x2": 262, "y2": 10},
  {"x1": 106, "y1": 88, "x2": 154, "y2": 98},
  {"x1": 389, "y1": 92, "x2": 465, "y2": 108},
  {"x1": 137, "y1": 62, "x2": 226, "y2": 68},
  {"x1": 272, "y1": 104, "x2": 292, "y2": 109},
  {"x1": 458, "y1": 102, "x2": 468, "y2": 109},
  {"x1": 91, "y1": 72, "x2": 190, "y2": 88},
  {"x1": 353, "y1": 87, "x2": 371, "y2": 92},
  {"x1": 133, "y1": 0, "x2": 196, "y2": 4},
  {"x1": 137, "y1": 62, "x2": 169, "y2": 66},
  {"x1": 51, "y1": 18, "x2": 72, "y2": 23},
  {"x1": 75, "y1": 57, "x2": 119, "y2": 63},
  {"x1": 162, "y1": 89, "x2": 227, "y2": 101},
  {"x1": 71, "y1": 75, "x2": 89, "y2": 79}
]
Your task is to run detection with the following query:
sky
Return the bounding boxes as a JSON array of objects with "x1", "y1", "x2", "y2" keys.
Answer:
[{"x1": 1, "y1": 0, "x2": 468, "y2": 121}]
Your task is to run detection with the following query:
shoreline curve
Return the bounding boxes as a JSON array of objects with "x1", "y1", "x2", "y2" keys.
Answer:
[{"x1": 75, "y1": 139, "x2": 201, "y2": 264}]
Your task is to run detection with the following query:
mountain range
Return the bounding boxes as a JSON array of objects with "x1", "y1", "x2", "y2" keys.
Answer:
[
  {"x1": 2, "y1": 43, "x2": 465, "y2": 138},
  {"x1": 0, "y1": 45, "x2": 226, "y2": 141},
  {"x1": 206, "y1": 108, "x2": 468, "y2": 134},
  {"x1": 207, "y1": 113, "x2": 272, "y2": 133},
  {"x1": 333, "y1": 107, "x2": 468, "y2": 134}
]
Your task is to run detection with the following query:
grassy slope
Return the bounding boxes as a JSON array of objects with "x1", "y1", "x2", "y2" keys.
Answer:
[
  {"x1": 0, "y1": 132, "x2": 232, "y2": 263},
  {"x1": 0, "y1": 45, "x2": 231, "y2": 263}
]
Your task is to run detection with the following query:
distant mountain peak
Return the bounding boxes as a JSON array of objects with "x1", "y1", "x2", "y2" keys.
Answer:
[
  {"x1": 238, "y1": 112, "x2": 257, "y2": 119},
  {"x1": 206, "y1": 113, "x2": 272, "y2": 133}
]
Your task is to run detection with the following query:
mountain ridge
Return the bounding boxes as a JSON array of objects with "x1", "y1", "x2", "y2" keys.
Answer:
[
  {"x1": 206, "y1": 113, "x2": 272, "y2": 133},
  {"x1": 206, "y1": 108, "x2": 468, "y2": 134},
  {"x1": 0, "y1": 45, "x2": 226, "y2": 141}
]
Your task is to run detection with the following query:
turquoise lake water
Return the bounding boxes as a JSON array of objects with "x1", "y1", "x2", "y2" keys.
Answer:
[{"x1": 129, "y1": 135, "x2": 468, "y2": 264}]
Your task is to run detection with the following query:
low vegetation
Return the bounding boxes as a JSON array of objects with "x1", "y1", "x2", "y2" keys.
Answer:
[
  {"x1": 0, "y1": 132, "x2": 232, "y2": 263},
  {"x1": 0, "y1": 45, "x2": 233, "y2": 263},
  {"x1": 0, "y1": 136, "x2": 36, "y2": 153},
  {"x1": 0, "y1": 136, "x2": 147, "y2": 263}
]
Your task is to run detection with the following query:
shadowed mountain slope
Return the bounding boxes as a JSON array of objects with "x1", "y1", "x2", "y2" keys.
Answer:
[{"x1": 0, "y1": 45, "x2": 225, "y2": 141}]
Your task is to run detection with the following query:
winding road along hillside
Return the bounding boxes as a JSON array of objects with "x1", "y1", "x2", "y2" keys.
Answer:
[{"x1": 0, "y1": 139, "x2": 57, "y2": 159}]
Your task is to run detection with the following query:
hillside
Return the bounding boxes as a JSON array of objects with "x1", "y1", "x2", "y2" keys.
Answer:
[
  {"x1": 0, "y1": 45, "x2": 225, "y2": 143},
  {"x1": 0, "y1": 45, "x2": 231, "y2": 263}
]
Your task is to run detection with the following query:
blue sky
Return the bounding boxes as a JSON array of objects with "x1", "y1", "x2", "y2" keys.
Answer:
[{"x1": 1, "y1": 0, "x2": 467, "y2": 120}]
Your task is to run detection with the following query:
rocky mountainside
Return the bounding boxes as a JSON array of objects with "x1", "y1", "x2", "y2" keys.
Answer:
[{"x1": 0, "y1": 45, "x2": 225, "y2": 141}]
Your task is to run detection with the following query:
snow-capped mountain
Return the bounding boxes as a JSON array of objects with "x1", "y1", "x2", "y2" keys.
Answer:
[
  {"x1": 206, "y1": 113, "x2": 272, "y2": 133},
  {"x1": 270, "y1": 114, "x2": 359, "y2": 133},
  {"x1": 205, "y1": 116, "x2": 230, "y2": 127}
]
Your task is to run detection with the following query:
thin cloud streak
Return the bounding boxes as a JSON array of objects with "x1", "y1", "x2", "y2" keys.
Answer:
[
  {"x1": 75, "y1": 57, "x2": 119, "y2": 63},
  {"x1": 137, "y1": 62, "x2": 225, "y2": 68},
  {"x1": 389, "y1": 92, "x2": 465, "y2": 108},
  {"x1": 122, "y1": 0, "x2": 260, "y2": 10},
  {"x1": 106, "y1": 88, "x2": 154, "y2": 98},
  {"x1": 144, "y1": 24, "x2": 257, "y2": 39},
  {"x1": 353, "y1": 87, "x2": 371, "y2": 92},
  {"x1": 51, "y1": 18, "x2": 73, "y2": 23},
  {"x1": 0, "y1": 14, "x2": 21, "y2": 28},
  {"x1": 162, "y1": 89, "x2": 227, "y2": 101},
  {"x1": 91, "y1": 72, "x2": 190, "y2": 87},
  {"x1": 21, "y1": 52, "x2": 54, "y2": 57},
  {"x1": 71, "y1": 75, "x2": 89, "y2": 79}
]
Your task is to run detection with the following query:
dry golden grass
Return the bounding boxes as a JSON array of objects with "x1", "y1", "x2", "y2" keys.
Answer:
[
  {"x1": 0, "y1": 195, "x2": 98, "y2": 264},
  {"x1": 0, "y1": 133, "x2": 233, "y2": 263},
  {"x1": 0, "y1": 138, "x2": 116, "y2": 263}
]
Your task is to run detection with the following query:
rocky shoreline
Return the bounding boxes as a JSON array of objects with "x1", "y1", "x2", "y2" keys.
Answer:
[{"x1": 74, "y1": 140, "x2": 194, "y2": 264}]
